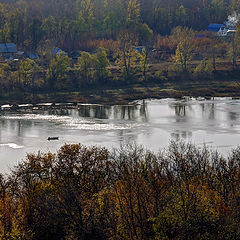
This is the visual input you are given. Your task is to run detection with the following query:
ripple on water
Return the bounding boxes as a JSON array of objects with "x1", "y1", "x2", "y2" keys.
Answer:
[
  {"x1": 0, "y1": 143, "x2": 24, "y2": 149},
  {"x1": 1, "y1": 114, "x2": 72, "y2": 122},
  {"x1": 62, "y1": 122, "x2": 142, "y2": 131},
  {"x1": 0, "y1": 114, "x2": 143, "y2": 131}
]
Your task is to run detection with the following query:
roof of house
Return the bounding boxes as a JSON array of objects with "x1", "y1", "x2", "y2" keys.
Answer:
[
  {"x1": 133, "y1": 46, "x2": 146, "y2": 53},
  {"x1": 28, "y1": 53, "x2": 39, "y2": 59},
  {"x1": 0, "y1": 43, "x2": 17, "y2": 53},
  {"x1": 52, "y1": 47, "x2": 62, "y2": 55},
  {"x1": 206, "y1": 24, "x2": 223, "y2": 32}
]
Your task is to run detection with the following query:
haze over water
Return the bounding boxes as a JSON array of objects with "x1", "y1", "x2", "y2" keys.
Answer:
[{"x1": 0, "y1": 98, "x2": 240, "y2": 172}]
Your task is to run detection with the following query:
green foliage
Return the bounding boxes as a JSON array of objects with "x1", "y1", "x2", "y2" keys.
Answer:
[
  {"x1": 175, "y1": 5, "x2": 188, "y2": 25},
  {"x1": 205, "y1": 0, "x2": 226, "y2": 23},
  {"x1": 139, "y1": 48, "x2": 149, "y2": 81},
  {"x1": 94, "y1": 48, "x2": 110, "y2": 82},
  {"x1": 75, "y1": 51, "x2": 96, "y2": 84},
  {"x1": 115, "y1": 31, "x2": 140, "y2": 81},
  {"x1": 138, "y1": 23, "x2": 153, "y2": 43},
  {"x1": 48, "y1": 53, "x2": 70, "y2": 90},
  {"x1": 167, "y1": 63, "x2": 182, "y2": 78},
  {"x1": 29, "y1": 18, "x2": 43, "y2": 50},
  {"x1": 193, "y1": 60, "x2": 213, "y2": 78},
  {"x1": 155, "y1": 69, "x2": 167, "y2": 81},
  {"x1": 173, "y1": 27, "x2": 194, "y2": 72},
  {"x1": 126, "y1": 0, "x2": 140, "y2": 29},
  {"x1": 0, "y1": 22, "x2": 10, "y2": 43},
  {"x1": 41, "y1": 16, "x2": 57, "y2": 40},
  {"x1": 76, "y1": 0, "x2": 95, "y2": 32},
  {"x1": 0, "y1": 0, "x2": 232, "y2": 52},
  {"x1": 0, "y1": 61, "x2": 8, "y2": 80},
  {"x1": 18, "y1": 59, "x2": 35, "y2": 88}
]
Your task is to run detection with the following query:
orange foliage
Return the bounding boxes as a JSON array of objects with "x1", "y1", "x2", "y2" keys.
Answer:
[
  {"x1": 154, "y1": 35, "x2": 178, "y2": 52},
  {"x1": 77, "y1": 39, "x2": 120, "y2": 52}
]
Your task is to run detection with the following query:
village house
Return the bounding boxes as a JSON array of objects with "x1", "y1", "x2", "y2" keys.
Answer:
[
  {"x1": 206, "y1": 24, "x2": 229, "y2": 37},
  {"x1": 0, "y1": 43, "x2": 17, "y2": 59},
  {"x1": 52, "y1": 47, "x2": 66, "y2": 56},
  {"x1": 206, "y1": 13, "x2": 237, "y2": 38}
]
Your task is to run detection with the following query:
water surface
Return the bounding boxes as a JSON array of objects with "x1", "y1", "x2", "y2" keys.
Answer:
[{"x1": 0, "y1": 98, "x2": 240, "y2": 172}]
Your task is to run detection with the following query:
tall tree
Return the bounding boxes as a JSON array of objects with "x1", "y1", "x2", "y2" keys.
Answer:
[
  {"x1": 116, "y1": 30, "x2": 139, "y2": 81},
  {"x1": 76, "y1": 0, "x2": 95, "y2": 33},
  {"x1": 126, "y1": 0, "x2": 140, "y2": 29},
  {"x1": 75, "y1": 51, "x2": 96, "y2": 85},
  {"x1": 94, "y1": 48, "x2": 110, "y2": 82},
  {"x1": 48, "y1": 53, "x2": 70, "y2": 91},
  {"x1": 173, "y1": 27, "x2": 194, "y2": 72}
]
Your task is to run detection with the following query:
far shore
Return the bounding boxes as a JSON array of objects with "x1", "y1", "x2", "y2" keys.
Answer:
[{"x1": 0, "y1": 76, "x2": 240, "y2": 106}]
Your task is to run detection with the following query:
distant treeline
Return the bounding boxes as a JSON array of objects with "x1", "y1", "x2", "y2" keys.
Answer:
[
  {"x1": 0, "y1": 0, "x2": 236, "y2": 51},
  {"x1": 1, "y1": 141, "x2": 240, "y2": 239}
]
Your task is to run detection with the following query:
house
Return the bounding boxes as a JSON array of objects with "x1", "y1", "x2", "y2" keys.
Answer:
[
  {"x1": 52, "y1": 47, "x2": 66, "y2": 56},
  {"x1": 133, "y1": 46, "x2": 146, "y2": 53},
  {"x1": 206, "y1": 24, "x2": 228, "y2": 36},
  {"x1": 0, "y1": 43, "x2": 17, "y2": 58},
  {"x1": 28, "y1": 53, "x2": 39, "y2": 60}
]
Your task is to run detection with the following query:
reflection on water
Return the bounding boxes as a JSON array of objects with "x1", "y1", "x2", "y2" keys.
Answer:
[
  {"x1": 78, "y1": 105, "x2": 111, "y2": 119},
  {"x1": 171, "y1": 131, "x2": 192, "y2": 140},
  {"x1": 174, "y1": 104, "x2": 187, "y2": 117},
  {"x1": 40, "y1": 102, "x2": 148, "y2": 121},
  {"x1": 56, "y1": 103, "x2": 146, "y2": 122},
  {"x1": 0, "y1": 98, "x2": 240, "y2": 172}
]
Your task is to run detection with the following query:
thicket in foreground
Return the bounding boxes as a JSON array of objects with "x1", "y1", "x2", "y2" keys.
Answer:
[{"x1": 1, "y1": 141, "x2": 240, "y2": 239}]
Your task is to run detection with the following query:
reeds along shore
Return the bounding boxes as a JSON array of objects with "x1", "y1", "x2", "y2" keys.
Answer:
[{"x1": 1, "y1": 141, "x2": 240, "y2": 240}]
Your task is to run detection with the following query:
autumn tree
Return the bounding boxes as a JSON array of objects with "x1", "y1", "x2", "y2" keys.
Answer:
[
  {"x1": 18, "y1": 58, "x2": 41, "y2": 91},
  {"x1": 126, "y1": 0, "x2": 140, "y2": 29},
  {"x1": 1, "y1": 141, "x2": 240, "y2": 239},
  {"x1": 94, "y1": 48, "x2": 110, "y2": 82},
  {"x1": 193, "y1": 59, "x2": 213, "y2": 78},
  {"x1": 103, "y1": 0, "x2": 126, "y2": 36},
  {"x1": 0, "y1": 174, "x2": 15, "y2": 240},
  {"x1": 76, "y1": 0, "x2": 95, "y2": 33},
  {"x1": 75, "y1": 51, "x2": 96, "y2": 85},
  {"x1": 48, "y1": 53, "x2": 70, "y2": 91},
  {"x1": 41, "y1": 16, "x2": 57, "y2": 41},
  {"x1": 29, "y1": 18, "x2": 43, "y2": 51},
  {"x1": 116, "y1": 31, "x2": 140, "y2": 81},
  {"x1": 131, "y1": 47, "x2": 149, "y2": 81},
  {"x1": 227, "y1": 26, "x2": 240, "y2": 69},
  {"x1": 173, "y1": 27, "x2": 195, "y2": 72}
]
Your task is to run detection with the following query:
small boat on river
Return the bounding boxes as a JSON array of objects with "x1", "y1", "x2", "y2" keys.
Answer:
[{"x1": 47, "y1": 137, "x2": 59, "y2": 141}]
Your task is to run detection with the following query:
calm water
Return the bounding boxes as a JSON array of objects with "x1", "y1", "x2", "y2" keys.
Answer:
[{"x1": 0, "y1": 98, "x2": 240, "y2": 172}]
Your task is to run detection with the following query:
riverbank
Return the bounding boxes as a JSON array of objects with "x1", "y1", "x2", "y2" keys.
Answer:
[{"x1": 1, "y1": 74, "x2": 240, "y2": 106}]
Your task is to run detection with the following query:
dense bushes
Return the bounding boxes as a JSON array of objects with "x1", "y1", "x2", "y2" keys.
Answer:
[{"x1": 1, "y1": 141, "x2": 240, "y2": 239}]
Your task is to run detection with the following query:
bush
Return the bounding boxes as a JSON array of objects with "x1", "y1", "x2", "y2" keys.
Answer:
[
  {"x1": 193, "y1": 59, "x2": 213, "y2": 78},
  {"x1": 155, "y1": 69, "x2": 167, "y2": 81},
  {"x1": 167, "y1": 63, "x2": 182, "y2": 78}
]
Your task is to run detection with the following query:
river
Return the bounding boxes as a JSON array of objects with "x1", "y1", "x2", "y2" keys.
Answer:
[{"x1": 0, "y1": 97, "x2": 240, "y2": 172}]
